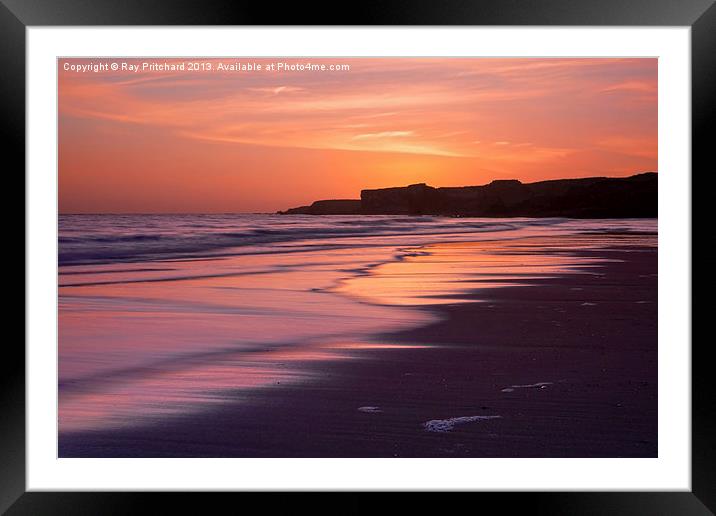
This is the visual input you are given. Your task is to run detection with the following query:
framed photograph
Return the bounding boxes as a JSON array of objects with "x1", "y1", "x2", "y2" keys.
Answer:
[{"x1": 6, "y1": 0, "x2": 713, "y2": 512}]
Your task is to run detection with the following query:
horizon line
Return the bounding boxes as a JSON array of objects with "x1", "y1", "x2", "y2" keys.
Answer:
[{"x1": 59, "y1": 171, "x2": 657, "y2": 215}]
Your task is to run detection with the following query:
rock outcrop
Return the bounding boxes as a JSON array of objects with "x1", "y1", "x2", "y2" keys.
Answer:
[
  {"x1": 279, "y1": 172, "x2": 657, "y2": 218},
  {"x1": 279, "y1": 199, "x2": 362, "y2": 215}
]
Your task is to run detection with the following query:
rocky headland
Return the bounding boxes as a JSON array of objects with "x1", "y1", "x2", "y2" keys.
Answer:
[{"x1": 279, "y1": 172, "x2": 657, "y2": 218}]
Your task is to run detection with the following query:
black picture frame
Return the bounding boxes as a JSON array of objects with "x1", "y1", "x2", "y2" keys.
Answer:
[{"x1": 4, "y1": 0, "x2": 713, "y2": 513}]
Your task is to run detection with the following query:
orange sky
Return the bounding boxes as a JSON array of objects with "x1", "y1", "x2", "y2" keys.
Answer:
[{"x1": 59, "y1": 58, "x2": 657, "y2": 213}]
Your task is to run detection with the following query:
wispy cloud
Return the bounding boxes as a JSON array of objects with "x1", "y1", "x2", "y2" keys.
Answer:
[
  {"x1": 60, "y1": 58, "x2": 657, "y2": 162},
  {"x1": 352, "y1": 131, "x2": 414, "y2": 140},
  {"x1": 601, "y1": 80, "x2": 656, "y2": 94},
  {"x1": 247, "y1": 85, "x2": 305, "y2": 95}
]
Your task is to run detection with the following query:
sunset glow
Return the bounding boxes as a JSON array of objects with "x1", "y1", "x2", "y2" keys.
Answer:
[{"x1": 59, "y1": 58, "x2": 657, "y2": 213}]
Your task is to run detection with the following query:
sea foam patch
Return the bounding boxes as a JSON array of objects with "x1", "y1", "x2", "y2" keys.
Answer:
[
  {"x1": 423, "y1": 415, "x2": 501, "y2": 432},
  {"x1": 501, "y1": 382, "x2": 553, "y2": 393},
  {"x1": 357, "y1": 406, "x2": 382, "y2": 413}
]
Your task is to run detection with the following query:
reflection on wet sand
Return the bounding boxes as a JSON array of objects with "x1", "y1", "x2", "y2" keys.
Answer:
[
  {"x1": 333, "y1": 235, "x2": 646, "y2": 306},
  {"x1": 59, "y1": 230, "x2": 655, "y2": 435}
]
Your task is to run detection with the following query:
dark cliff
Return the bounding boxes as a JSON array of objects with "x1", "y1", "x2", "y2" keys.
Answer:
[
  {"x1": 279, "y1": 199, "x2": 361, "y2": 215},
  {"x1": 279, "y1": 172, "x2": 657, "y2": 218}
]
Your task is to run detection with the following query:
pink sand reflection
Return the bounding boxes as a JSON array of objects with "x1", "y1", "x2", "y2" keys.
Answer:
[
  {"x1": 60, "y1": 344, "x2": 348, "y2": 432},
  {"x1": 334, "y1": 237, "x2": 619, "y2": 306},
  {"x1": 59, "y1": 232, "x2": 653, "y2": 433}
]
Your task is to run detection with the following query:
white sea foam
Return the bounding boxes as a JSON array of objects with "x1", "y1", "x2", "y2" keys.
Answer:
[
  {"x1": 357, "y1": 406, "x2": 382, "y2": 413},
  {"x1": 423, "y1": 415, "x2": 501, "y2": 432},
  {"x1": 501, "y1": 382, "x2": 553, "y2": 393}
]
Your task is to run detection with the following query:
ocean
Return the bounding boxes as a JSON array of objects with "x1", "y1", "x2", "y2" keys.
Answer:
[{"x1": 59, "y1": 214, "x2": 655, "y2": 266}]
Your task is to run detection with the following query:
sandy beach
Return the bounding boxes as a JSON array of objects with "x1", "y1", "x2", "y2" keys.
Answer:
[{"x1": 58, "y1": 221, "x2": 656, "y2": 458}]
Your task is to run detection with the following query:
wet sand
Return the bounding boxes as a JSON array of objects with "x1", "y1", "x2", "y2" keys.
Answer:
[{"x1": 59, "y1": 236, "x2": 657, "y2": 457}]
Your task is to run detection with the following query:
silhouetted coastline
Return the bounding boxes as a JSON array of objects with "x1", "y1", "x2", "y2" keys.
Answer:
[{"x1": 279, "y1": 172, "x2": 656, "y2": 218}]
